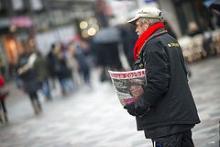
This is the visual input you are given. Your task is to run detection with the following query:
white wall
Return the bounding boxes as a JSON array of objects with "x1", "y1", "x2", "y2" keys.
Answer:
[{"x1": 35, "y1": 25, "x2": 76, "y2": 55}]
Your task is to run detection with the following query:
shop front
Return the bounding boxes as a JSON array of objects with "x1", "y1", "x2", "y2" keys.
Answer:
[{"x1": 0, "y1": 16, "x2": 33, "y2": 76}]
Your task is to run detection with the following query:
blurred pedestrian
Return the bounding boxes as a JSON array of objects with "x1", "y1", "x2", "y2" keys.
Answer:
[
  {"x1": 55, "y1": 44, "x2": 74, "y2": 95},
  {"x1": 75, "y1": 41, "x2": 91, "y2": 86},
  {"x1": 47, "y1": 44, "x2": 59, "y2": 89},
  {"x1": 66, "y1": 43, "x2": 81, "y2": 86},
  {"x1": 0, "y1": 57, "x2": 6, "y2": 76},
  {"x1": 16, "y1": 49, "x2": 42, "y2": 115},
  {"x1": 0, "y1": 74, "x2": 9, "y2": 123},
  {"x1": 34, "y1": 51, "x2": 52, "y2": 101},
  {"x1": 93, "y1": 27, "x2": 123, "y2": 82},
  {"x1": 124, "y1": 7, "x2": 200, "y2": 147}
]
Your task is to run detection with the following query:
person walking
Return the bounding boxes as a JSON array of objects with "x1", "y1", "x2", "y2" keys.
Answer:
[
  {"x1": 17, "y1": 50, "x2": 42, "y2": 115},
  {"x1": 34, "y1": 51, "x2": 52, "y2": 101},
  {"x1": 124, "y1": 7, "x2": 200, "y2": 147},
  {"x1": 0, "y1": 74, "x2": 9, "y2": 123}
]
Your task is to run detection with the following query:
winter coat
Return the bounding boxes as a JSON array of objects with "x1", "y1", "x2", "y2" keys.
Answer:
[
  {"x1": 132, "y1": 29, "x2": 200, "y2": 131},
  {"x1": 34, "y1": 55, "x2": 49, "y2": 82},
  {"x1": 47, "y1": 52, "x2": 58, "y2": 78},
  {"x1": 17, "y1": 53, "x2": 40, "y2": 93},
  {"x1": 56, "y1": 57, "x2": 72, "y2": 80}
]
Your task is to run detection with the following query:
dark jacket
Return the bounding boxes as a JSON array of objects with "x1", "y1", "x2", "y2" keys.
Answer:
[
  {"x1": 34, "y1": 54, "x2": 49, "y2": 82},
  {"x1": 132, "y1": 29, "x2": 200, "y2": 131},
  {"x1": 47, "y1": 51, "x2": 58, "y2": 78},
  {"x1": 56, "y1": 57, "x2": 72, "y2": 80},
  {"x1": 17, "y1": 53, "x2": 40, "y2": 93}
]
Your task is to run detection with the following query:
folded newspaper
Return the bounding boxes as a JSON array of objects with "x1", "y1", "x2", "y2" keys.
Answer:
[{"x1": 108, "y1": 69, "x2": 146, "y2": 106}]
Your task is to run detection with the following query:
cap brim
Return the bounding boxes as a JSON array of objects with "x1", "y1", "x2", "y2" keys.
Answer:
[{"x1": 127, "y1": 16, "x2": 139, "y2": 24}]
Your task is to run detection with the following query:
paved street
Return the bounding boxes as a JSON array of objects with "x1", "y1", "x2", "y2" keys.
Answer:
[{"x1": 0, "y1": 57, "x2": 220, "y2": 147}]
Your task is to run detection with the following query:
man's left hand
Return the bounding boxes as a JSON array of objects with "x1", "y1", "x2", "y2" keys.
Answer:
[{"x1": 124, "y1": 103, "x2": 137, "y2": 116}]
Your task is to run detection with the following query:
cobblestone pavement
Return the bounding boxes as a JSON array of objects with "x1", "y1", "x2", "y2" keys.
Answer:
[{"x1": 0, "y1": 57, "x2": 220, "y2": 147}]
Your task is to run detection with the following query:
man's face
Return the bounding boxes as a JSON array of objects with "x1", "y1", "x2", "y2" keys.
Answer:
[{"x1": 135, "y1": 19, "x2": 149, "y2": 36}]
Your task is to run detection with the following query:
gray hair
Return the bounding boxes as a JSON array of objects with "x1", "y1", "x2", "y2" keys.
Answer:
[{"x1": 138, "y1": 17, "x2": 163, "y2": 25}]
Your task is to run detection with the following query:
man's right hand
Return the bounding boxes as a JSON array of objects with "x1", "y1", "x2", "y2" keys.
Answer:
[{"x1": 124, "y1": 101, "x2": 150, "y2": 117}]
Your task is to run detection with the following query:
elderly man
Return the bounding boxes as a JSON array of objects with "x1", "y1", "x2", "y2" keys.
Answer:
[{"x1": 124, "y1": 7, "x2": 200, "y2": 147}]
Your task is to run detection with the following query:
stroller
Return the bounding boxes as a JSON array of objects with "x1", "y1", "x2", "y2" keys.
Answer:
[{"x1": 0, "y1": 75, "x2": 9, "y2": 124}]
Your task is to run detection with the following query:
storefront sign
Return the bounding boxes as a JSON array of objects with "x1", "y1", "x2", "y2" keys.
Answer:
[{"x1": 11, "y1": 16, "x2": 33, "y2": 28}]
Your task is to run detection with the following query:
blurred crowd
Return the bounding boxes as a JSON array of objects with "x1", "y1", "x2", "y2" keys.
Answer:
[
  {"x1": 14, "y1": 39, "x2": 93, "y2": 115},
  {"x1": 0, "y1": 23, "x2": 138, "y2": 122}
]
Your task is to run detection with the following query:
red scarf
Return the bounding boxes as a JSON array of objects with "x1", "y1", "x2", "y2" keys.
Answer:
[{"x1": 133, "y1": 22, "x2": 165, "y2": 61}]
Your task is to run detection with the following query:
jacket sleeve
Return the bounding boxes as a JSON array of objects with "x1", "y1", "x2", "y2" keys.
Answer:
[{"x1": 135, "y1": 41, "x2": 170, "y2": 109}]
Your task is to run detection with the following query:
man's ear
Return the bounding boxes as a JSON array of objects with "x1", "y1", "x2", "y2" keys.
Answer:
[{"x1": 143, "y1": 23, "x2": 149, "y2": 30}]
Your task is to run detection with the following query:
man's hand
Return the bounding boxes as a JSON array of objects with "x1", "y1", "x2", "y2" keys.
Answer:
[
  {"x1": 124, "y1": 103, "x2": 137, "y2": 116},
  {"x1": 124, "y1": 101, "x2": 150, "y2": 116}
]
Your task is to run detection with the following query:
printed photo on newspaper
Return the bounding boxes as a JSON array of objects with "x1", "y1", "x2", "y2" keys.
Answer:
[{"x1": 108, "y1": 69, "x2": 146, "y2": 106}]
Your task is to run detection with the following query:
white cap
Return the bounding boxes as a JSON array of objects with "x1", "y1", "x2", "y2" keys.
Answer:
[{"x1": 128, "y1": 7, "x2": 163, "y2": 24}]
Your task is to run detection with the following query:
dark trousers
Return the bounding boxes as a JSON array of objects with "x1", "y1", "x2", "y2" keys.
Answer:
[
  {"x1": 0, "y1": 100, "x2": 7, "y2": 114},
  {"x1": 41, "y1": 79, "x2": 52, "y2": 100},
  {"x1": 28, "y1": 92, "x2": 38, "y2": 101},
  {"x1": 152, "y1": 130, "x2": 194, "y2": 147},
  {"x1": 28, "y1": 92, "x2": 42, "y2": 114},
  {"x1": 0, "y1": 92, "x2": 8, "y2": 122}
]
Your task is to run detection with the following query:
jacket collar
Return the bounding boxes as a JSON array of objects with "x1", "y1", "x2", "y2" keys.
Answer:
[{"x1": 133, "y1": 22, "x2": 165, "y2": 61}]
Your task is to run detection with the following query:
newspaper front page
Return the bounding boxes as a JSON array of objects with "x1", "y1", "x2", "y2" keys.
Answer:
[{"x1": 108, "y1": 69, "x2": 146, "y2": 106}]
